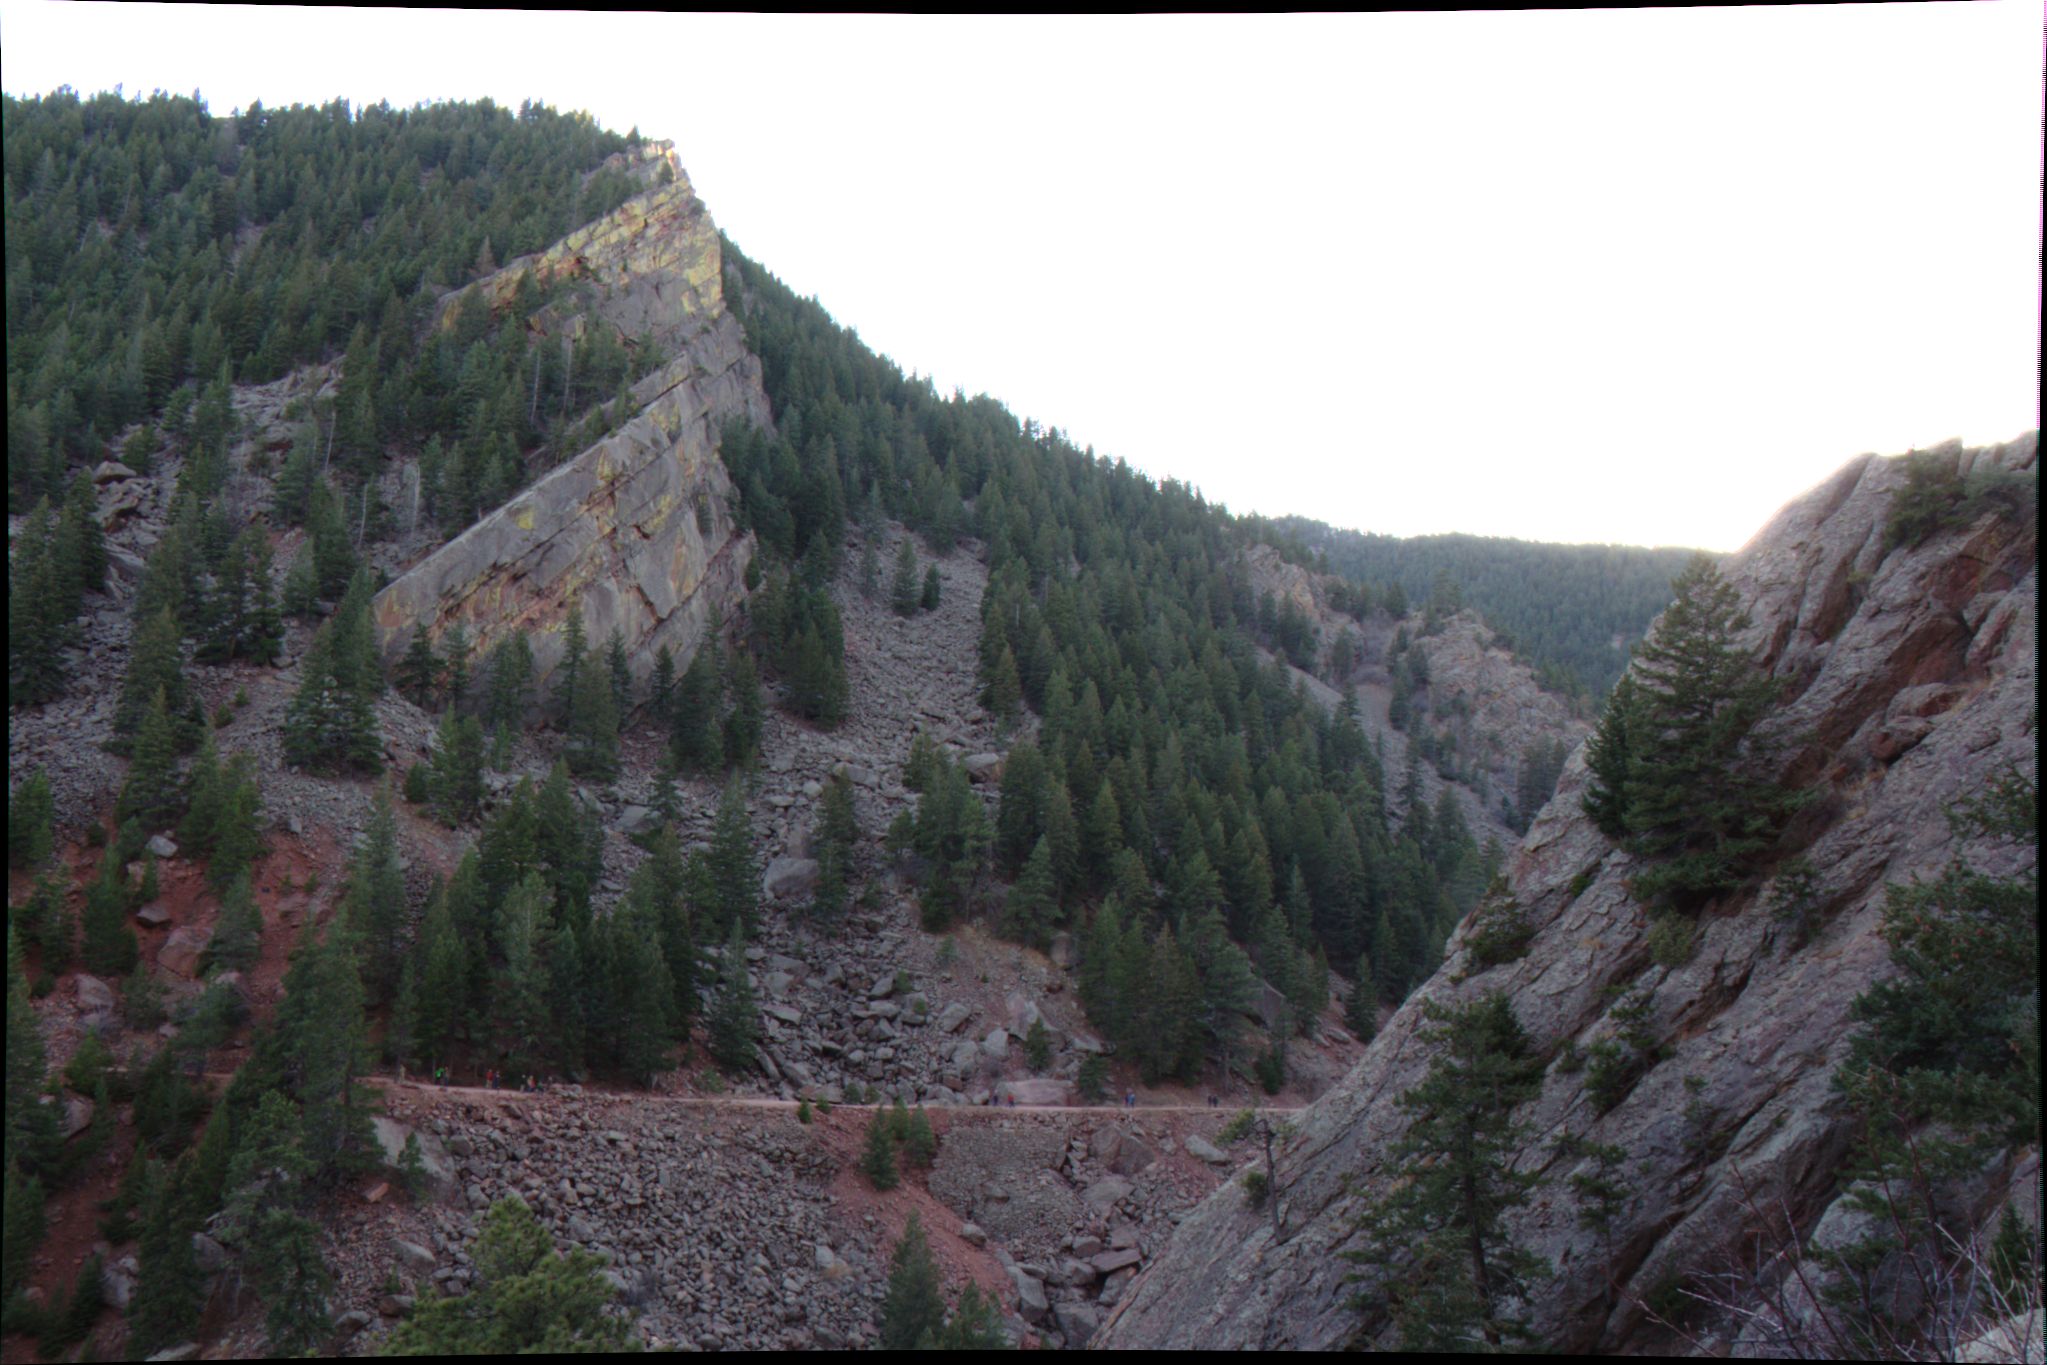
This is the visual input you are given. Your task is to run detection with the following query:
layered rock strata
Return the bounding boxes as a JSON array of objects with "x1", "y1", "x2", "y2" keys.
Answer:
[
  {"x1": 1098, "y1": 434, "x2": 2038, "y2": 1352},
  {"x1": 374, "y1": 143, "x2": 771, "y2": 698}
]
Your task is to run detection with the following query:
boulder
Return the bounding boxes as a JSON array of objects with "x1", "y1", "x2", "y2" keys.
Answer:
[
  {"x1": 1091, "y1": 1245, "x2": 1144, "y2": 1275},
  {"x1": 981, "y1": 1028, "x2": 1010, "y2": 1061},
  {"x1": 762, "y1": 857, "x2": 820, "y2": 901},
  {"x1": 1008, "y1": 1268, "x2": 1049, "y2": 1324},
  {"x1": 75, "y1": 974, "x2": 117, "y2": 1017},
  {"x1": 1081, "y1": 1178, "x2": 1134, "y2": 1209},
  {"x1": 134, "y1": 903, "x2": 173, "y2": 928},
  {"x1": 157, "y1": 925, "x2": 212, "y2": 978},
  {"x1": 994, "y1": 1078, "x2": 1072, "y2": 1107},
  {"x1": 393, "y1": 1239, "x2": 438, "y2": 1277},
  {"x1": 92, "y1": 460, "x2": 137, "y2": 484},
  {"x1": 146, "y1": 834, "x2": 178, "y2": 860},
  {"x1": 936, "y1": 1002, "x2": 975, "y2": 1034},
  {"x1": 1185, "y1": 1134, "x2": 1231, "y2": 1165},
  {"x1": 963, "y1": 753, "x2": 1005, "y2": 783},
  {"x1": 1110, "y1": 1135, "x2": 1157, "y2": 1176},
  {"x1": 370, "y1": 1117, "x2": 457, "y2": 1200},
  {"x1": 60, "y1": 1096, "x2": 94, "y2": 1140},
  {"x1": 1004, "y1": 992, "x2": 1043, "y2": 1035},
  {"x1": 1049, "y1": 932, "x2": 1077, "y2": 969},
  {"x1": 1053, "y1": 1300, "x2": 1102, "y2": 1347}
]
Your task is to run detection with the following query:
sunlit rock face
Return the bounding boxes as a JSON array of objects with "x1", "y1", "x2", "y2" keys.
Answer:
[
  {"x1": 375, "y1": 143, "x2": 772, "y2": 700},
  {"x1": 1096, "y1": 433, "x2": 2037, "y2": 1354}
]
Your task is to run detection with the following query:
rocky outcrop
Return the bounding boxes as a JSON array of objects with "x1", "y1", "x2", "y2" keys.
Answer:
[
  {"x1": 373, "y1": 144, "x2": 772, "y2": 699},
  {"x1": 1404, "y1": 608, "x2": 1591, "y2": 808},
  {"x1": 1242, "y1": 543, "x2": 1584, "y2": 849},
  {"x1": 1098, "y1": 433, "x2": 2037, "y2": 1352}
]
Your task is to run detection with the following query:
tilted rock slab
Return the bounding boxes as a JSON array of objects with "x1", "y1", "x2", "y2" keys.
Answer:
[
  {"x1": 375, "y1": 145, "x2": 772, "y2": 699},
  {"x1": 1097, "y1": 433, "x2": 2037, "y2": 1353}
]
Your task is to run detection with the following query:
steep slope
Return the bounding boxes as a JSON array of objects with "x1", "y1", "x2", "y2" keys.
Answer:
[
  {"x1": 1096, "y1": 433, "x2": 2037, "y2": 1352},
  {"x1": 1242, "y1": 543, "x2": 1590, "y2": 850},
  {"x1": 371, "y1": 142, "x2": 772, "y2": 697}
]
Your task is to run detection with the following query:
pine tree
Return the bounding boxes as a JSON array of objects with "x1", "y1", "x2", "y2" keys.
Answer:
[
  {"x1": 723, "y1": 646, "x2": 763, "y2": 767},
  {"x1": 7, "y1": 500, "x2": 74, "y2": 708},
  {"x1": 1023, "y1": 1018, "x2": 1053, "y2": 1072},
  {"x1": 890, "y1": 538, "x2": 920, "y2": 617},
  {"x1": 670, "y1": 642, "x2": 724, "y2": 772},
  {"x1": 442, "y1": 623, "x2": 473, "y2": 711},
  {"x1": 415, "y1": 883, "x2": 468, "y2": 1068},
  {"x1": 206, "y1": 873, "x2": 263, "y2": 975},
  {"x1": 650, "y1": 643, "x2": 676, "y2": 717},
  {"x1": 397, "y1": 625, "x2": 442, "y2": 706},
  {"x1": 1346, "y1": 956, "x2": 1379, "y2": 1043},
  {"x1": 8, "y1": 769, "x2": 56, "y2": 869},
  {"x1": 80, "y1": 848, "x2": 140, "y2": 977},
  {"x1": 605, "y1": 628, "x2": 632, "y2": 720},
  {"x1": 861, "y1": 1104, "x2": 900, "y2": 1191},
  {"x1": 385, "y1": 1196, "x2": 631, "y2": 1354},
  {"x1": 1346, "y1": 992, "x2": 1547, "y2": 1350},
  {"x1": 429, "y1": 710, "x2": 486, "y2": 825},
  {"x1": 1001, "y1": 836, "x2": 1059, "y2": 949},
  {"x1": 707, "y1": 920, "x2": 757, "y2": 1073},
  {"x1": 812, "y1": 773, "x2": 858, "y2": 921},
  {"x1": 565, "y1": 649, "x2": 620, "y2": 781},
  {"x1": 130, "y1": 1155, "x2": 205, "y2": 1355},
  {"x1": 282, "y1": 588, "x2": 382, "y2": 774},
  {"x1": 858, "y1": 538, "x2": 881, "y2": 599},
  {"x1": 921, "y1": 562, "x2": 942, "y2": 612},
  {"x1": 483, "y1": 630, "x2": 533, "y2": 738},
  {"x1": 118, "y1": 686, "x2": 185, "y2": 828},
  {"x1": 116, "y1": 607, "x2": 192, "y2": 743},
  {"x1": 343, "y1": 788, "x2": 408, "y2": 1006},
  {"x1": 903, "y1": 1107, "x2": 938, "y2": 1168},
  {"x1": 879, "y1": 1211, "x2": 943, "y2": 1346},
  {"x1": 6, "y1": 928, "x2": 61, "y2": 1183},
  {"x1": 1584, "y1": 555, "x2": 1806, "y2": 911},
  {"x1": 551, "y1": 599, "x2": 588, "y2": 729},
  {"x1": 705, "y1": 777, "x2": 760, "y2": 938}
]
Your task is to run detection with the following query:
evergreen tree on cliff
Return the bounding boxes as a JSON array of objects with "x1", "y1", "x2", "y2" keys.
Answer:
[
  {"x1": 1346, "y1": 991, "x2": 1547, "y2": 1350},
  {"x1": 1581, "y1": 554, "x2": 1805, "y2": 912}
]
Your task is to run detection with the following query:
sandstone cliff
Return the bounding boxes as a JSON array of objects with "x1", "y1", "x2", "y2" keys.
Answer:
[
  {"x1": 373, "y1": 142, "x2": 771, "y2": 697},
  {"x1": 1099, "y1": 434, "x2": 2038, "y2": 1353}
]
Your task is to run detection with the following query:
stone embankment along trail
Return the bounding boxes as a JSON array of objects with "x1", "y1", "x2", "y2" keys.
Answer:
[{"x1": 361, "y1": 1076, "x2": 1307, "y2": 1119}]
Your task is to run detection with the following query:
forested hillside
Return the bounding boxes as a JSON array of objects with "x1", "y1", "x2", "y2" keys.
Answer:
[
  {"x1": 720, "y1": 237, "x2": 1496, "y2": 1075},
  {"x1": 5, "y1": 92, "x2": 1665, "y2": 1356},
  {"x1": 1252, "y1": 516, "x2": 1701, "y2": 697},
  {"x1": 5, "y1": 89, "x2": 652, "y2": 517}
]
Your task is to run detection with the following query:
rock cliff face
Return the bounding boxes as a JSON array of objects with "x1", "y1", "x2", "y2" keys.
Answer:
[
  {"x1": 373, "y1": 143, "x2": 771, "y2": 697},
  {"x1": 1097, "y1": 434, "x2": 2037, "y2": 1352},
  {"x1": 1241, "y1": 543, "x2": 1586, "y2": 848}
]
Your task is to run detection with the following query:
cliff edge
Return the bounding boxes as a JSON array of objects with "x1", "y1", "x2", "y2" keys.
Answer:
[
  {"x1": 1096, "y1": 433, "x2": 2038, "y2": 1353},
  {"x1": 373, "y1": 143, "x2": 771, "y2": 698}
]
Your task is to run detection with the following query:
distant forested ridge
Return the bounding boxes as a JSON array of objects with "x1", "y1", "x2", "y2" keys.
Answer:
[{"x1": 1251, "y1": 517, "x2": 1703, "y2": 697}]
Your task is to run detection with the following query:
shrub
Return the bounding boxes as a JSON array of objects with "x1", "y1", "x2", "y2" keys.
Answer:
[
  {"x1": 1466, "y1": 896, "x2": 1535, "y2": 969},
  {"x1": 1241, "y1": 1169, "x2": 1269, "y2": 1207},
  {"x1": 1646, "y1": 912, "x2": 1698, "y2": 968},
  {"x1": 796, "y1": 1098, "x2": 812, "y2": 1124}
]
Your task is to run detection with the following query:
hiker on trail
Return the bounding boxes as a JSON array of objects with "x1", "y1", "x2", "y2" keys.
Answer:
[{"x1": 1124, "y1": 1091, "x2": 1135, "y2": 1109}]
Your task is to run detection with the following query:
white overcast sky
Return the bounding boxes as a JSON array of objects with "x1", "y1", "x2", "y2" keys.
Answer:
[{"x1": 3, "y1": 5, "x2": 2039, "y2": 551}]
